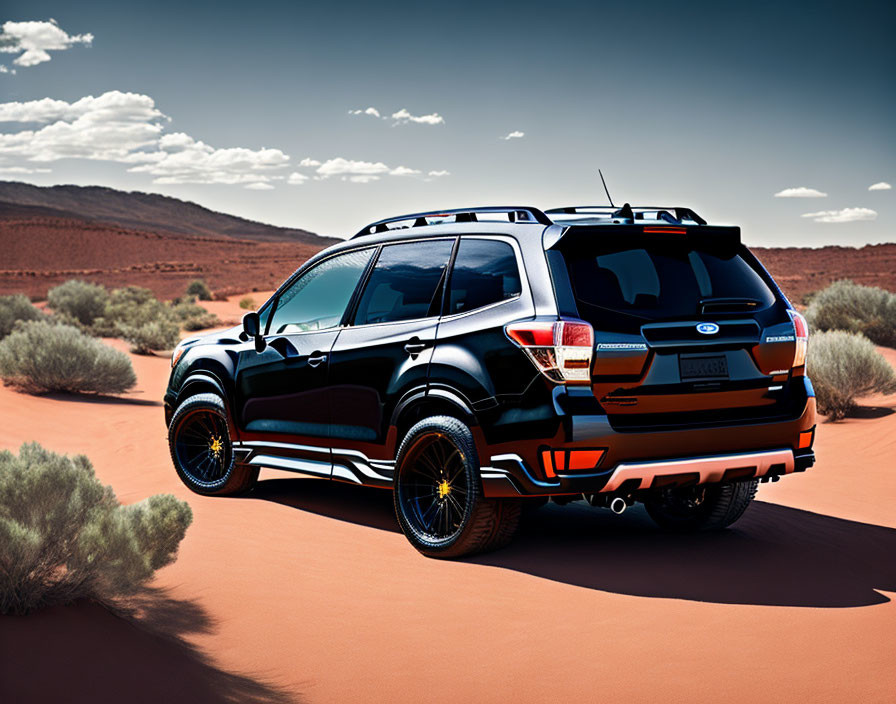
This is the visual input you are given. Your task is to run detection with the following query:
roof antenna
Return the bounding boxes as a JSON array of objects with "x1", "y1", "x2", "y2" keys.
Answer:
[{"x1": 599, "y1": 169, "x2": 615, "y2": 208}]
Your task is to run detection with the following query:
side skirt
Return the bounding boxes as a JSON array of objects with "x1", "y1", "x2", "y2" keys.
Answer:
[{"x1": 233, "y1": 440, "x2": 395, "y2": 489}]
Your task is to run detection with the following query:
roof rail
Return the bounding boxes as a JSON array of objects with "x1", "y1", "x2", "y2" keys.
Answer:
[
  {"x1": 545, "y1": 205, "x2": 707, "y2": 226},
  {"x1": 352, "y1": 205, "x2": 552, "y2": 239}
]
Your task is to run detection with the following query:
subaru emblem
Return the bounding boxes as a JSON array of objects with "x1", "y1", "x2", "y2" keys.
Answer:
[{"x1": 696, "y1": 322, "x2": 720, "y2": 335}]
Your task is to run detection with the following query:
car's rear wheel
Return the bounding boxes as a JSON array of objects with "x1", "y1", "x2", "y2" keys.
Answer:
[
  {"x1": 168, "y1": 393, "x2": 258, "y2": 496},
  {"x1": 393, "y1": 416, "x2": 521, "y2": 558},
  {"x1": 644, "y1": 479, "x2": 758, "y2": 531}
]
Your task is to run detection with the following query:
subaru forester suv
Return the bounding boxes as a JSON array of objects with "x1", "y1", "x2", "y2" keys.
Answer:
[{"x1": 165, "y1": 204, "x2": 816, "y2": 557}]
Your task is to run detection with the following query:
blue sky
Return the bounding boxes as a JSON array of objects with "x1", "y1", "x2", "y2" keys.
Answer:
[{"x1": 0, "y1": 0, "x2": 893, "y2": 245}]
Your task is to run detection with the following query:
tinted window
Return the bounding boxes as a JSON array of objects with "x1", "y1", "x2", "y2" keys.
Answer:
[
  {"x1": 354, "y1": 240, "x2": 454, "y2": 325},
  {"x1": 562, "y1": 240, "x2": 776, "y2": 332},
  {"x1": 268, "y1": 248, "x2": 373, "y2": 334},
  {"x1": 447, "y1": 239, "x2": 521, "y2": 315}
]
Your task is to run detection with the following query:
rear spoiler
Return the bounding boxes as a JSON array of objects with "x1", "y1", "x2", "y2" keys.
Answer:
[{"x1": 544, "y1": 224, "x2": 742, "y2": 251}]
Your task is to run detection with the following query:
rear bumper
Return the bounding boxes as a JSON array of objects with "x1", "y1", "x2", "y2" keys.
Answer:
[
  {"x1": 482, "y1": 446, "x2": 814, "y2": 497},
  {"x1": 480, "y1": 395, "x2": 816, "y2": 497}
]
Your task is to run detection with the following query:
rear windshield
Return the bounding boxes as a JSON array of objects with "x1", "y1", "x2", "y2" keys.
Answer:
[{"x1": 560, "y1": 240, "x2": 776, "y2": 332}]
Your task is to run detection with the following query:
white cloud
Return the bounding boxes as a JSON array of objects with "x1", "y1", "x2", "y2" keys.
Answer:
[
  {"x1": 245, "y1": 181, "x2": 275, "y2": 190},
  {"x1": 129, "y1": 132, "x2": 290, "y2": 185},
  {"x1": 0, "y1": 19, "x2": 92, "y2": 68},
  {"x1": 0, "y1": 164, "x2": 51, "y2": 174},
  {"x1": 0, "y1": 91, "x2": 166, "y2": 162},
  {"x1": 427, "y1": 170, "x2": 450, "y2": 177},
  {"x1": 316, "y1": 157, "x2": 391, "y2": 179},
  {"x1": 0, "y1": 65, "x2": 11, "y2": 74},
  {"x1": 774, "y1": 186, "x2": 827, "y2": 198},
  {"x1": 868, "y1": 181, "x2": 892, "y2": 191},
  {"x1": 801, "y1": 207, "x2": 877, "y2": 223},
  {"x1": 0, "y1": 90, "x2": 440, "y2": 188},
  {"x1": 391, "y1": 108, "x2": 444, "y2": 125},
  {"x1": 389, "y1": 165, "x2": 421, "y2": 176},
  {"x1": 501, "y1": 130, "x2": 525, "y2": 140},
  {"x1": 349, "y1": 107, "x2": 381, "y2": 118}
]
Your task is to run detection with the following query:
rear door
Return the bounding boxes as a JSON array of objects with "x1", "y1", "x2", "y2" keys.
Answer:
[
  {"x1": 326, "y1": 238, "x2": 455, "y2": 466},
  {"x1": 554, "y1": 232, "x2": 797, "y2": 426}
]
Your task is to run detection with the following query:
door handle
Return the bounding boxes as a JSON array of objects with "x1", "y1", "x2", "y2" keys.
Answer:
[
  {"x1": 404, "y1": 339, "x2": 428, "y2": 356},
  {"x1": 307, "y1": 353, "x2": 328, "y2": 368}
]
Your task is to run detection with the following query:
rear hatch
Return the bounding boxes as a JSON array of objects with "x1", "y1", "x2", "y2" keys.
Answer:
[{"x1": 550, "y1": 226, "x2": 803, "y2": 429}]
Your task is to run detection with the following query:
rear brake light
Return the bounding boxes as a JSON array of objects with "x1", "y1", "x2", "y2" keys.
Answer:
[
  {"x1": 798, "y1": 428, "x2": 815, "y2": 449},
  {"x1": 541, "y1": 448, "x2": 606, "y2": 477},
  {"x1": 788, "y1": 310, "x2": 809, "y2": 368},
  {"x1": 506, "y1": 319, "x2": 594, "y2": 384}
]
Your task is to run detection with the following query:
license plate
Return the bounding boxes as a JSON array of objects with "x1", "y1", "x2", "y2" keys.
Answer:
[{"x1": 680, "y1": 355, "x2": 728, "y2": 380}]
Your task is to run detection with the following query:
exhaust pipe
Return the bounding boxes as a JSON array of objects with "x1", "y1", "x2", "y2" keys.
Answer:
[{"x1": 609, "y1": 497, "x2": 627, "y2": 515}]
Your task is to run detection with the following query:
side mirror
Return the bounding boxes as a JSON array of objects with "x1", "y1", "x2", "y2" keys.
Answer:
[{"x1": 242, "y1": 311, "x2": 266, "y2": 353}]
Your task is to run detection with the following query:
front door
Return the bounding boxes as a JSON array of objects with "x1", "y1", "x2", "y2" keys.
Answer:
[{"x1": 233, "y1": 246, "x2": 375, "y2": 476}]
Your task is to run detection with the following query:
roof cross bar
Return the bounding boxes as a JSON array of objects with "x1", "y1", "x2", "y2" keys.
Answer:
[{"x1": 352, "y1": 205, "x2": 552, "y2": 239}]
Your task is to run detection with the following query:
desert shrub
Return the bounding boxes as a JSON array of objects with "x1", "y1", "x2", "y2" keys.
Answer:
[
  {"x1": 0, "y1": 321, "x2": 136, "y2": 394},
  {"x1": 806, "y1": 280, "x2": 896, "y2": 348},
  {"x1": 0, "y1": 443, "x2": 192, "y2": 615},
  {"x1": 186, "y1": 279, "x2": 212, "y2": 301},
  {"x1": 47, "y1": 280, "x2": 110, "y2": 327},
  {"x1": 809, "y1": 330, "x2": 896, "y2": 419},
  {"x1": 170, "y1": 298, "x2": 220, "y2": 331},
  {"x1": 0, "y1": 294, "x2": 44, "y2": 339},
  {"x1": 93, "y1": 286, "x2": 172, "y2": 339},
  {"x1": 239, "y1": 296, "x2": 255, "y2": 310},
  {"x1": 116, "y1": 318, "x2": 181, "y2": 354}
]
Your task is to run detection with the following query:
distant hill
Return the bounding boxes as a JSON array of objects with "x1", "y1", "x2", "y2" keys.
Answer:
[{"x1": 0, "y1": 181, "x2": 336, "y2": 245}]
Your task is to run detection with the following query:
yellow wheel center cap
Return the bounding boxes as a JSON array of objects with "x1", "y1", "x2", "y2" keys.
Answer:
[
  {"x1": 437, "y1": 480, "x2": 451, "y2": 499},
  {"x1": 209, "y1": 437, "x2": 223, "y2": 457}
]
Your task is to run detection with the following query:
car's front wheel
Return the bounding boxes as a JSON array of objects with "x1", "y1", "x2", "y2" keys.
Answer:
[
  {"x1": 393, "y1": 416, "x2": 521, "y2": 558},
  {"x1": 644, "y1": 479, "x2": 758, "y2": 531},
  {"x1": 168, "y1": 393, "x2": 258, "y2": 496}
]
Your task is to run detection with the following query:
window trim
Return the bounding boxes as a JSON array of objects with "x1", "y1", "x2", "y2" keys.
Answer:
[
  {"x1": 439, "y1": 235, "x2": 527, "y2": 321},
  {"x1": 346, "y1": 236, "x2": 458, "y2": 329},
  {"x1": 264, "y1": 244, "x2": 377, "y2": 337}
]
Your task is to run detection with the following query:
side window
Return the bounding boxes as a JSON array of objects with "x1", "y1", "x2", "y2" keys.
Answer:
[
  {"x1": 447, "y1": 239, "x2": 521, "y2": 315},
  {"x1": 353, "y1": 239, "x2": 454, "y2": 325},
  {"x1": 268, "y1": 248, "x2": 373, "y2": 334}
]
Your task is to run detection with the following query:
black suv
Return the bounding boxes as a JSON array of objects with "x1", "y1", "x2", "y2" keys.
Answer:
[{"x1": 165, "y1": 204, "x2": 816, "y2": 557}]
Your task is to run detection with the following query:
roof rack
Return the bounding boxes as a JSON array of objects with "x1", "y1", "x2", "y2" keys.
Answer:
[
  {"x1": 545, "y1": 204, "x2": 707, "y2": 226},
  {"x1": 352, "y1": 205, "x2": 552, "y2": 239}
]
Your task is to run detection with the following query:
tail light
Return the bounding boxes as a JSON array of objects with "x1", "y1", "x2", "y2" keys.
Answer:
[
  {"x1": 788, "y1": 310, "x2": 809, "y2": 368},
  {"x1": 505, "y1": 318, "x2": 594, "y2": 384}
]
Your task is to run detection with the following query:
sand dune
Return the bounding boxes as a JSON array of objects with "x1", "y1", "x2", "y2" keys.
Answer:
[{"x1": 0, "y1": 300, "x2": 894, "y2": 703}]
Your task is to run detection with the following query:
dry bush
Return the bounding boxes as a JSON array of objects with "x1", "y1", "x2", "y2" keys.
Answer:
[
  {"x1": 186, "y1": 279, "x2": 213, "y2": 301},
  {"x1": 117, "y1": 319, "x2": 181, "y2": 354},
  {"x1": 806, "y1": 280, "x2": 896, "y2": 348},
  {"x1": 810, "y1": 330, "x2": 896, "y2": 419},
  {"x1": 0, "y1": 321, "x2": 136, "y2": 394},
  {"x1": 47, "y1": 280, "x2": 110, "y2": 327},
  {"x1": 239, "y1": 296, "x2": 255, "y2": 310},
  {"x1": 0, "y1": 443, "x2": 192, "y2": 615},
  {"x1": 0, "y1": 294, "x2": 44, "y2": 339},
  {"x1": 171, "y1": 298, "x2": 220, "y2": 331}
]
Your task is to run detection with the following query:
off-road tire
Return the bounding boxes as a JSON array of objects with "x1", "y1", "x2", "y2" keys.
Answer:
[
  {"x1": 645, "y1": 479, "x2": 758, "y2": 531},
  {"x1": 393, "y1": 416, "x2": 521, "y2": 558},
  {"x1": 168, "y1": 393, "x2": 258, "y2": 496}
]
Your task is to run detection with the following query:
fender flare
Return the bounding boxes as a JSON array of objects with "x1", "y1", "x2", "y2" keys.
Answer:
[
  {"x1": 390, "y1": 386, "x2": 478, "y2": 431},
  {"x1": 178, "y1": 370, "x2": 228, "y2": 405}
]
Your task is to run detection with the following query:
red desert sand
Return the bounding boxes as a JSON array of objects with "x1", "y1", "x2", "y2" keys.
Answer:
[{"x1": 0, "y1": 296, "x2": 894, "y2": 704}]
